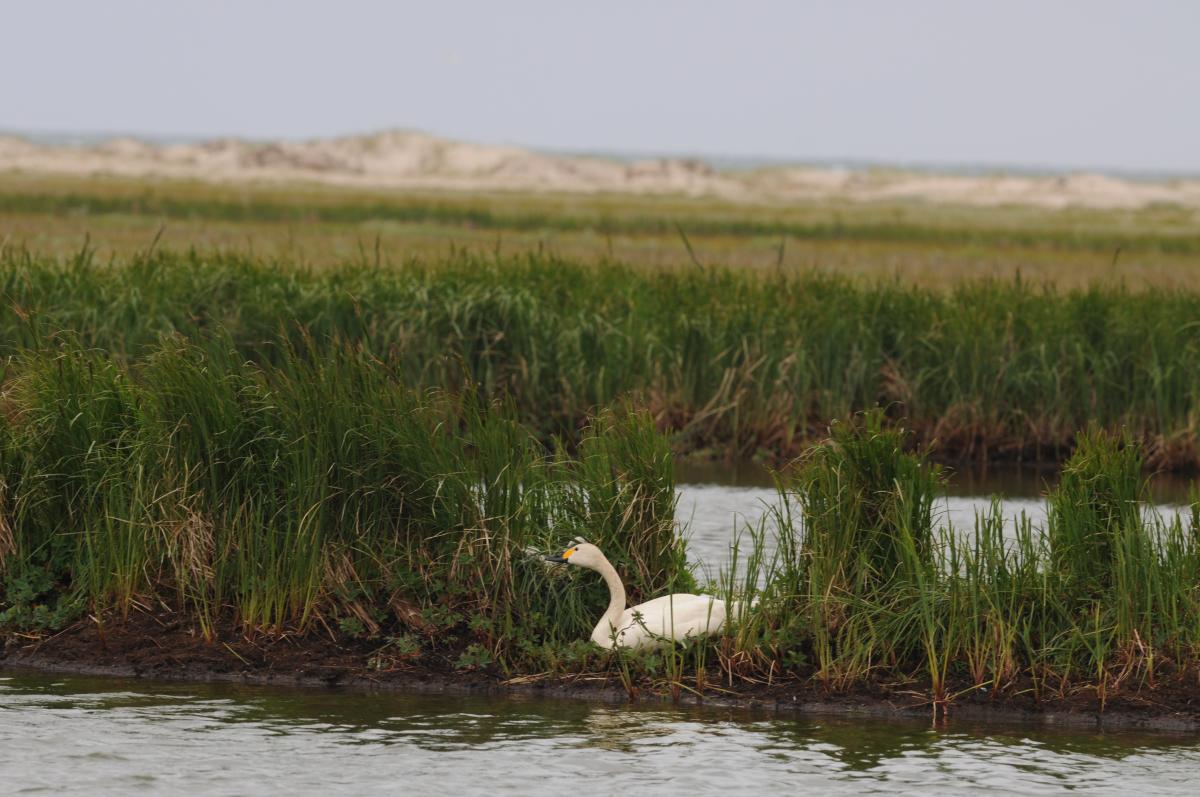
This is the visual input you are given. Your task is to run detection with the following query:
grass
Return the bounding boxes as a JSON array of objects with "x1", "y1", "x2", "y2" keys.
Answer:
[
  {"x1": 722, "y1": 414, "x2": 1200, "y2": 714},
  {"x1": 0, "y1": 335, "x2": 690, "y2": 670},
  {"x1": 2, "y1": 246, "x2": 1200, "y2": 468},
  {"x1": 4, "y1": 172, "x2": 1200, "y2": 252},
  {"x1": 3, "y1": 172, "x2": 1200, "y2": 287},
  {"x1": 1, "y1": 342, "x2": 1198, "y2": 712}
]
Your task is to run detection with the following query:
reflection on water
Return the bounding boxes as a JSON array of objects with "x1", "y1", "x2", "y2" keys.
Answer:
[{"x1": 2, "y1": 672, "x2": 1198, "y2": 796}]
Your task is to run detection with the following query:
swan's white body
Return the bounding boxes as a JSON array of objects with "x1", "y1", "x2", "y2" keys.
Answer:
[{"x1": 552, "y1": 542, "x2": 728, "y2": 649}]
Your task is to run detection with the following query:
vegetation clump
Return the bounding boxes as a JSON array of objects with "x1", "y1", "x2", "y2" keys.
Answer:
[
  {"x1": 725, "y1": 420, "x2": 1200, "y2": 713},
  {"x1": 794, "y1": 410, "x2": 940, "y2": 596}
]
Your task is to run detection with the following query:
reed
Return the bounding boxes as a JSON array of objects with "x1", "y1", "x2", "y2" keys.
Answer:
[
  {"x1": 3, "y1": 345, "x2": 1199, "y2": 709},
  {"x1": 720, "y1": 419, "x2": 1200, "y2": 711},
  {"x1": 0, "y1": 336, "x2": 687, "y2": 669},
  {"x1": 3, "y1": 188, "x2": 1199, "y2": 705},
  {"x1": 2, "y1": 248, "x2": 1200, "y2": 469},
  {"x1": 1047, "y1": 428, "x2": 1147, "y2": 598}
]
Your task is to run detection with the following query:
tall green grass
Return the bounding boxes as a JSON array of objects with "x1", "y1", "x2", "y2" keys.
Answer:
[
  {"x1": 0, "y1": 336, "x2": 689, "y2": 670},
  {"x1": 724, "y1": 418, "x2": 1200, "y2": 712},
  {"x1": 2, "y1": 247, "x2": 1199, "y2": 468},
  {"x1": 2, "y1": 337, "x2": 1198, "y2": 709}
]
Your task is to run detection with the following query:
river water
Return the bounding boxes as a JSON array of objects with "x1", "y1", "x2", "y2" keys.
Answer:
[
  {"x1": 3, "y1": 467, "x2": 1198, "y2": 795},
  {"x1": 2, "y1": 671, "x2": 1199, "y2": 795}
]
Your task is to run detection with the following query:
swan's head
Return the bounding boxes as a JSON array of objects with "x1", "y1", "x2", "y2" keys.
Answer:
[{"x1": 545, "y1": 541, "x2": 605, "y2": 570}]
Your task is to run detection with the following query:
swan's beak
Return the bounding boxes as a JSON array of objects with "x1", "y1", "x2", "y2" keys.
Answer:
[{"x1": 546, "y1": 547, "x2": 576, "y2": 564}]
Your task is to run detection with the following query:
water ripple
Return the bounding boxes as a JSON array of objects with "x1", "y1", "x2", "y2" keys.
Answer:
[{"x1": 3, "y1": 672, "x2": 1199, "y2": 796}]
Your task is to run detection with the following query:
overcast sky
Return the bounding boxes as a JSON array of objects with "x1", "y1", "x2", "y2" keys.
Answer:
[{"x1": 4, "y1": 1, "x2": 1199, "y2": 171}]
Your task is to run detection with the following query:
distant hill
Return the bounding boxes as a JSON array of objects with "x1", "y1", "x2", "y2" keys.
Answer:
[{"x1": 3, "y1": 129, "x2": 1198, "y2": 209}]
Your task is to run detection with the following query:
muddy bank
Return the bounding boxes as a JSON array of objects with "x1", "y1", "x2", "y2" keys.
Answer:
[{"x1": 5, "y1": 613, "x2": 1199, "y2": 734}]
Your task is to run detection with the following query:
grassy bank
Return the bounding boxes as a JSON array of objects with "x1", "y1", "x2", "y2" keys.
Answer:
[{"x1": 3, "y1": 248, "x2": 1200, "y2": 468}]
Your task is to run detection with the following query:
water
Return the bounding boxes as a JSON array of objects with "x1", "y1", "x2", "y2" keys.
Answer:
[
  {"x1": 2, "y1": 671, "x2": 1198, "y2": 795},
  {"x1": 678, "y1": 482, "x2": 1046, "y2": 577},
  {"x1": 676, "y1": 462, "x2": 1195, "y2": 577}
]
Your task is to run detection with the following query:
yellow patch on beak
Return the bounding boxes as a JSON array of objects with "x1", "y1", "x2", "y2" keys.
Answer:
[{"x1": 562, "y1": 547, "x2": 576, "y2": 560}]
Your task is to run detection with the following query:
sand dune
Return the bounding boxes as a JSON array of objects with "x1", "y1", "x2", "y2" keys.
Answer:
[{"x1": 2, "y1": 130, "x2": 1198, "y2": 210}]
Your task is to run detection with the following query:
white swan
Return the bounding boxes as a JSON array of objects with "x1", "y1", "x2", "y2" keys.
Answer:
[{"x1": 545, "y1": 541, "x2": 729, "y2": 650}]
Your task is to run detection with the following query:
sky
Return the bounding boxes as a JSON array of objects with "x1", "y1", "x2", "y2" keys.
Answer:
[{"x1": 3, "y1": 1, "x2": 1199, "y2": 172}]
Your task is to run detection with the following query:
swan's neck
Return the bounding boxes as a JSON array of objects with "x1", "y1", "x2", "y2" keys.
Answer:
[{"x1": 592, "y1": 553, "x2": 627, "y2": 640}]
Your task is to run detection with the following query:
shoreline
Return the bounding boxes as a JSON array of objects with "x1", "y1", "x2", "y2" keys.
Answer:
[{"x1": 6, "y1": 616, "x2": 1200, "y2": 735}]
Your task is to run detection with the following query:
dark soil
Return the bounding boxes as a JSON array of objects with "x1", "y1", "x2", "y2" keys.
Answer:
[{"x1": 5, "y1": 611, "x2": 1200, "y2": 733}]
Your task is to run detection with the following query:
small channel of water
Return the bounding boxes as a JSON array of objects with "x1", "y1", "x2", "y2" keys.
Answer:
[{"x1": 677, "y1": 462, "x2": 1196, "y2": 578}]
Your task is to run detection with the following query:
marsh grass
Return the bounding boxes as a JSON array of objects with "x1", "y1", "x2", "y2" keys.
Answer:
[
  {"x1": 2, "y1": 248, "x2": 1200, "y2": 468},
  {"x1": 718, "y1": 418, "x2": 1200, "y2": 712},
  {"x1": 4, "y1": 177, "x2": 1200, "y2": 255},
  {"x1": 1, "y1": 344, "x2": 1198, "y2": 710},
  {"x1": 1, "y1": 236, "x2": 1199, "y2": 706},
  {"x1": 0, "y1": 336, "x2": 688, "y2": 670}
]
